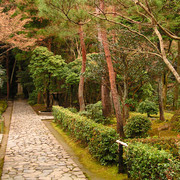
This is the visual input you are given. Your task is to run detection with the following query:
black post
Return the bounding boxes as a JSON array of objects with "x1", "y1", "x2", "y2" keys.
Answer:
[{"x1": 118, "y1": 144, "x2": 124, "y2": 173}]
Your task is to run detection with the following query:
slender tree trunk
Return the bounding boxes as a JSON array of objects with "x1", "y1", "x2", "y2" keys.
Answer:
[
  {"x1": 100, "y1": 0, "x2": 124, "y2": 137},
  {"x1": 78, "y1": 24, "x2": 86, "y2": 111},
  {"x1": 173, "y1": 41, "x2": 180, "y2": 110},
  {"x1": 162, "y1": 73, "x2": 168, "y2": 109},
  {"x1": 37, "y1": 92, "x2": 41, "y2": 104},
  {"x1": 101, "y1": 77, "x2": 112, "y2": 117},
  {"x1": 96, "y1": 6, "x2": 112, "y2": 118},
  {"x1": 158, "y1": 76, "x2": 165, "y2": 121},
  {"x1": 46, "y1": 38, "x2": 52, "y2": 109},
  {"x1": 6, "y1": 52, "x2": 9, "y2": 100}
]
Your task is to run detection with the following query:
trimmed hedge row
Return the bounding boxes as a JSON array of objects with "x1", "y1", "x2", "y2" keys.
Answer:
[
  {"x1": 125, "y1": 142, "x2": 180, "y2": 180},
  {"x1": 52, "y1": 106, "x2": 119, "y2": 165},
  {"x1": 126, "y1": 137, "x2": 180, "y2": 158},
  {"x1": 0, "y1": 100, "x2": 7, "y2": 118}
]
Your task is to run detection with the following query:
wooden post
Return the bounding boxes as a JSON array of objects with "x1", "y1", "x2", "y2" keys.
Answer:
[{"x1": 116, "y1": 140, "x2": 128, "y2": 173}]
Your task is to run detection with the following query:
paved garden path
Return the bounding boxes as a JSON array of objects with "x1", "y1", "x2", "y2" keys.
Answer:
[{"x1": 1, "y1": 100, "x2": 87, "y2": 180}]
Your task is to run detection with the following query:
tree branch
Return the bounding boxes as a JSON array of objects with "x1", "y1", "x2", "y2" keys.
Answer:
[
  {"x1": 154, "y1": 26, "x2": 180, "y2": 83},
  {"x1": 133, "y1": 0, "x2": 180, "y2": 40},
  {"x1": 89, "y1": 12, "x2": 160, "y2": 53}
]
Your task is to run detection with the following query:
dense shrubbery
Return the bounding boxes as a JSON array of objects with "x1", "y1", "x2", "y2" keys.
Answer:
[
  {"x1": 126, "y1": 137, "x2": 180, "y2": 158},
  {"x1": 138, "y1": 100, "x2": 158, "y2": 117},
  {"x1": 125, "y1": 142, "x2": 180, "y2": 180},
  {"x1": 53, "y1": 106, "x2": 119, "y2": 165},
  {"x1": 67, "y1": 107, "x2": 78, "y2": 113},
  {"x1": 124, "y1": 115, "x2": 151, "y2": 138},
  {"x1": 171, "y1": 110, "x2": 180, "y2": 132},
  {"x1": 28, "y1": 90, "x2": 38, "y2": 105},
  {"x1": 79, "y1": 101, "x2": 110, "y2": 124}
]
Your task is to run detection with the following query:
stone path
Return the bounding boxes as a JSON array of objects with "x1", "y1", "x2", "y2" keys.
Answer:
[{"x1": 1, "y1": 100, "x2": 87, "y2": 180}]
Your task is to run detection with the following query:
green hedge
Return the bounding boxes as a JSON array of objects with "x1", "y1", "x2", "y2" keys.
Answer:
[
  {"x1": 125, "y1": 142, "x2": 180, "y2": 179},
  {"x1": 126, "y1": 137, "x2": 180, "y2": 158},
  {"x1": 52, "y1": 106, "x2": 119, "y2": 165},
  {"x1": 0, "y1": 100, "x2": 7, "y2": 116},
  {"x1": 124, "y1": 115, "x2": 151, "y2": 138}
]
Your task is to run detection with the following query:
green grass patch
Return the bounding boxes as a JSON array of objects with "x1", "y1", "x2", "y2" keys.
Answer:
[{"x1": 52, "y1": 122, "x2": 128, "y2": 180}]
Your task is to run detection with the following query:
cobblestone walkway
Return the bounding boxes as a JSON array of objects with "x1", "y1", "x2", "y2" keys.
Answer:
[{"x1": 1, "y1": 100, "x2": 87, "y2": 180}]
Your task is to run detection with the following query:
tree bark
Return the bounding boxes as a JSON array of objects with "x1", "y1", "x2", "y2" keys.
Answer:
[
  {"x1": 162, "y1": 73, "x2": 168, "y2": 109},
  {"x1": 6, "y1": 52, "x2": 10, "y2": 100},
  {"x1": 101, "y1": 77, "x2": 112, "y2": 117},
  {"x1": 96, "y1": 6, "x2": 112, "y2": 117},
  {"x1": 158, "y1": 76, "x2": 165, "y2": 121},
  {"x1": 100, "y1": 0, "x2": 124, "y2": 137},
  {"x1": 78, "y1": 24, "x2": 86, "y2": 111}
]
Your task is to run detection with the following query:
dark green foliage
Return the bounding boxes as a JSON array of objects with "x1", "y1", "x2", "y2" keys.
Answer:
[
  {"x1": 28, "y1": 90, "x2": 38, "y2": 105},
  {"x1": 0, "y1": 100, "x2": 7, "y2": 116},
  {"x1": 67, "y1": 107, "x2": 77, "y2": 113},
  {"x1": 125, "y1": 99, "x2": 138, "y2": 111},
  {"x1": 29, "y1": 46, "x2": 66, "y2": 93},
  {"x1": 124, "y1": 115, "x2": 151, "y2": 138},
  {"x1": 138, "y1": 100, "x2": 158, "y2": 117},
  {"x1": 52, "y1": 106, "x2": 119, "y2": 165},
  {"x1": 0, "y1": 65, "x2": 6, "y2": 88},
  {"x1": 125, "y1": 142, "x2": 180, "y2": 180},
  {"x1": 171, "y1": 109, "x2": 180, "y2": 132},
  {"x1": 79, "y1": 101, "x2": 110, "y2": 124},
  {"x1": 126, "y1": 137, "x2": 180, "y2": 158}
]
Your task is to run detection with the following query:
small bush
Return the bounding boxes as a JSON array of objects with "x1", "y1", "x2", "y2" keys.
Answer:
[
  {"x1": 124, "y1": 115, "x2": 151, "y2": 138},
  {"x1": 67, "y1": 107, "x2": 77, "y2": 113},
  {"x1": 53, "y1": 106, "x2": 119, "y2": 165},
  {"x1": 28, "y1": 90, "x2": 38, "y2": 105},
  {"x1": 125, "y1": 142, "x2": 180, "y2": 180},
  {"x1": 0, "y1": 100, "x2": 7, "y2": 115},
  {"x1": 126, "y1": 137, "x2": 180, "y2": 158},
  {"x1": 171, "y1": 109, "x2": 180, "y2": 132},
  {"x1": 138, "y1": 99, "x2": 158, "y2": 117},
  {"x1": 79, "y1": 101, "x2": 110, "y2": 124}
]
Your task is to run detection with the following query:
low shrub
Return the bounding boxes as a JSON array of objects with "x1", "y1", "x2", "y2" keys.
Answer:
[
  {"x1": 126, "y1": 137, "x2": 180, "y2": 158},
  {"x1": 125, "y1": 142, "x2": 180, "y2": 180},
  {"x1": 124, "y1": 115, "x2": 151, "y2": 138},
  {"x1": 28, "y1": 90, "x2": 38, "y2": 105},
  {"x1": 53, "y1": 106, "x2": 119, "y2": 165},
  {"x1": 0, "y1": 100, "x2": 7, "y2": 115},
  {"x1": 138, "y1": 99, "x2": 158, "y2": 117},
  {"x1": 79, "y1": 101, "x2": 110, "y2": 124},
  {"x1": 67, "y1": 107, "x2": 78, "y2": 113},
  {"x1": 170, "y1": 109, "x2": 180, "y2": 132}
]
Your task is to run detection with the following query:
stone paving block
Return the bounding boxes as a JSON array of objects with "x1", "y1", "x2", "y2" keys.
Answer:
[{"x1": 1, "y1": 101, "x2": 87, "y2": 180}]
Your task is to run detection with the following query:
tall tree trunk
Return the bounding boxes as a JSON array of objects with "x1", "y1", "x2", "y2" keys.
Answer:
[
  {"x1": 37, "y1": 92, "x2": 41, "y2": 104},
  {"x1": 46, "y1": 38, "x2": 52, "y2": 109},
  {"x1": 100, "y1": 0, "x2": 124, "y2": 137},
  {"x1": 78, "y1": 24, "x2": 86, "y2": 111},
  {"x1": 173, "y1": 41, "x2": 180, "y2": 110},
  {"x1": 96, "y1": 6, "x2": 112, "y2": 118},
  {"x1": 6, "y1": 52, "x2": 9, "y2": 100},
  {"x1": 158, "y1": 76, "x2": 165, "y2": 121},
  {"x1": 101, "y1": 77, "x2": 112, "y2": 117},
  {"x1": 162, "y1": 73, "x2": 168, "y2": 109}
]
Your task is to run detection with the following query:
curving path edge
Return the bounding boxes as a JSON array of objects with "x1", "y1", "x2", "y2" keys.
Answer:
[{"x1": 1, "y1": 100, "x2": 87, "y2": 180}]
